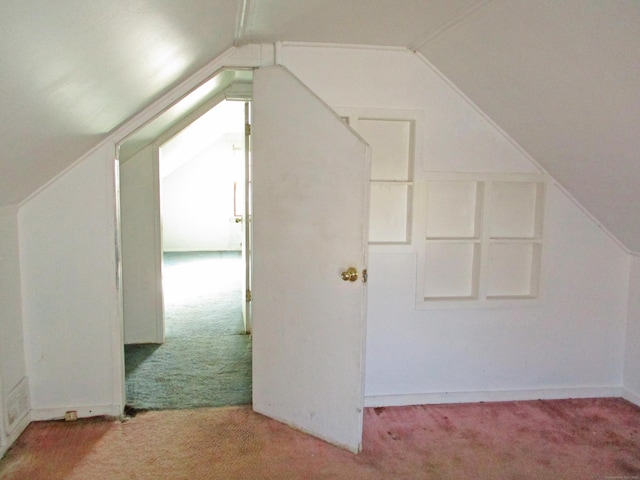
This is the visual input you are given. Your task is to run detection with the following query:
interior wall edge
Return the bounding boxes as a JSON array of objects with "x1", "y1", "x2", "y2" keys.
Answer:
[{"x1": 364, "y1": 386, "x2": 624, "y2": 408}]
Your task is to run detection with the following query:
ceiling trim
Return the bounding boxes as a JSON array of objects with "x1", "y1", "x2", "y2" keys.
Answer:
[{"x1": 409, "y1": 0, "x2": 494, "y2": 51}]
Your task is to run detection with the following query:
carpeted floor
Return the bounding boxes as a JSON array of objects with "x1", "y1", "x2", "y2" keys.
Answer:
[
  {"x1": 1, "y1": 398, "x2": 640, "y2": 479},
  {"x1": 125, "y1": 251, "x2": 251, "y2": 410}
]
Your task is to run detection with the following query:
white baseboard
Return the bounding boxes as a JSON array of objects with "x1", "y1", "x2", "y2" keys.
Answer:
[
  {"x1": 365, "y1": 386, "x2": 623, "y2": 407},
  {"x1": 622, "y1": 388, "x2": 640, "y2": 407},
  {"x1": 30, "y1": 404, "x2": 122, "y2": 422}
]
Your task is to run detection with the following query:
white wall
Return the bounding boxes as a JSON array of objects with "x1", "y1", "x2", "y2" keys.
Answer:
[
  {"x1": 10, "y1": 45, "x2": 260, "y2": 426},
  {"x1": 0, "y1": 206, "x2": 29, "y2": 456},
  {"x1": 8, "y1": 43, "x2": 633, "y2": 437},
  {"x1": 624, "y1": 256, "x2": 640, "y2": 403},
  {"x1": 161, "y1": 139, "x2": 243, "y2": 252},
  {"x1": 120, "y1": 145, "x2": 163, "y2": 344},
  {"x1": 280, "y1": 44, "x2": 630, "y2": 404},
  {"x1": 18, "y1": 144, "x2": 123, "y2": 419}
]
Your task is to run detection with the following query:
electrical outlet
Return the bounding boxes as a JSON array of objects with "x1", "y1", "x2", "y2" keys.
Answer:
[{"x1": 64, "y1": 411, "x2": 78, "y2": 422}]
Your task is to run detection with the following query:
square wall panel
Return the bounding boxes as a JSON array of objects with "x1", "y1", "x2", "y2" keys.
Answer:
[
  {"x1": 369, "y1": 184, "x2": 410, "y2": 243},
  {"x1": 359, "y1": 119, "x2": 412, "y2": 181},
  {"x1": 426, "y1": 181, "x2": 482, "y2": 239},
  {"x1": 423, "y1": 242, "x2": 479, "y2": 300},
  {"x1": 490, "y1": 182, "x2": 541, "y2": 238},
  {"x1": 487, "y1": 243, "x2": 540, "y2": 298}
]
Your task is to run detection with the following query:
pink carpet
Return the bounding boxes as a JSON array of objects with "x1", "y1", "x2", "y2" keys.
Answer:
[{"x1": 1, "y1": 398, "x2": 639, "y2": 479}]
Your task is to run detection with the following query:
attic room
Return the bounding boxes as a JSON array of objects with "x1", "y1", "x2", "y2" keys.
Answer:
[{"x1": 1, "y1": 0, "x2": 640, "y2": 477}]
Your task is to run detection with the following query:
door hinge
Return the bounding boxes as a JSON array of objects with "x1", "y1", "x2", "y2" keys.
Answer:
[
  {"x1": 245, "y1": 123, "x2": 251, "y2": 136},
  {"x1": 246, "y1": 289, "x2": 252, "y2": 302}
]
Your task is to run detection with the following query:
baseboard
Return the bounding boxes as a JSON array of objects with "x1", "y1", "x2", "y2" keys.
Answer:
[
  {"x1": 622, "y1": 388, "x2": 640, "y2": 407},
  {"x1": 365, "y1": 386, "x2": 623, "y2": 407},
  {"x1": 30, "y1": 404, "x2": 122, "y2": 421}
]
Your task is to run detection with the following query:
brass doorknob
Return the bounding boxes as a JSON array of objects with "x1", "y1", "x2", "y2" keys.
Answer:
[{"x1": 341, "y1": 267, "x2": 358, "y2": 282}]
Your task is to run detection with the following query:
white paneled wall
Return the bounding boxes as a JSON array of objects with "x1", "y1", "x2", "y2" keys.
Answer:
[{"x1": 280, "y1": 44, "x2": 629, "y2": 404}]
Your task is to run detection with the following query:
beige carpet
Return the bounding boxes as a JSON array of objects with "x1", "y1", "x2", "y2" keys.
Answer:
[{"x1": 2, "y1": 398, "x2": 640, "y2": 479}]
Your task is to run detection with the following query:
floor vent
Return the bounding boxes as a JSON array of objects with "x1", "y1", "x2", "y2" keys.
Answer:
[{"x1": 6, "y1": 378, "x2": 29, "y2": 432}]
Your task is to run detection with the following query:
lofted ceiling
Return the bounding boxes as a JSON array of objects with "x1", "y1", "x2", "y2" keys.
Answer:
[{"x1": 1, "y1": 0, "x2": 639, "y2": 252}]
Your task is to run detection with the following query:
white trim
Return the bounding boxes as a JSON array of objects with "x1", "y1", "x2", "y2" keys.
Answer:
[
  {"x1": 413, "y1": 51, "x2": 632, "y2": 256},
  {"x1": 30, "y1": 404, "x2": 122, "y2": 422},
  {"x1": 106, "y1": 146, "x2": 127, "y2": 410},
  {"x1": 365, "y1": 386, "x2": 623, "y2": 407},
  {"x1": 622, "y1": 388, "x2": 640, "y2": 407},
  {"x1": 277, "y1": 41, "x2": 409, "y2": 53}
]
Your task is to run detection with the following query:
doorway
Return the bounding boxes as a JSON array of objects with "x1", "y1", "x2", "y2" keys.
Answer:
[{"x1": 121, "y1": 98, "x2": 252, "y2": 410}]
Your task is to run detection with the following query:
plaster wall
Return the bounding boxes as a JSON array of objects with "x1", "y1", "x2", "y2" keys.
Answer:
[
  {"x1": 120, "y1": 145, "x2": 163, "y2": 344},
  {"x1": 162, "y1": 139, "x2": 244, "y2": 252},
  {"x1": 13, "y1": 45, "x2": 261, "y2": 422},
  {"x1": 624, "y1": 256, "x2": 640, "y2": 403},
  {"x1": 0, "y1": 206, "x2": 28, "y2": 455},
  {"x1": 280, "y1": 44, "x2": 629, "y2": 404},
  {"x1": 11, "y1": 44, "x2": 632, "y2": 428},
  {"x1": 18, "y1": 144, "x2": 123, "y2": 419}
]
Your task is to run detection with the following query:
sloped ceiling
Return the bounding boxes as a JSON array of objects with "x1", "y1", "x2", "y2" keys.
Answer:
[
  {"x1": 417, "y1": 0, "x2": 640, "y2": 253},
  {"x1": 1, "y1": 0, "x2": 638, "y2": 252}
]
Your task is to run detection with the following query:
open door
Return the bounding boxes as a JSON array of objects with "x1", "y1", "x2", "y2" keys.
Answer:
[
  {"x1": 252, "y1": 66, "x2": 370, "y2": 453},
  {"x1": 242, "y1": 101, "x2": 252, "y2": 333}
]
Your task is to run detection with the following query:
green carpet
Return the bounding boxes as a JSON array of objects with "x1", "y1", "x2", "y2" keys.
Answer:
[{"x1": 125, "y1": 251, "x2": 252, "y2": 410}]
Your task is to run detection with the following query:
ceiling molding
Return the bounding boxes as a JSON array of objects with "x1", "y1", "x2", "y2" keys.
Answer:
[{"x1": 409, "y1": 0, "x2": 494, "y2": 52}]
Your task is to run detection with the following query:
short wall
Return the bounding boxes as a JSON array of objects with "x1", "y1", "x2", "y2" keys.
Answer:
[{"x1": 18, "y1": 144, "x2": 123, "y2": 416}]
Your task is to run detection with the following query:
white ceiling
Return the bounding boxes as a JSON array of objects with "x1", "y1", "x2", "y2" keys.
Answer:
[{"x1": 1, "y1": 0, "x2": 639, "y2": 252}]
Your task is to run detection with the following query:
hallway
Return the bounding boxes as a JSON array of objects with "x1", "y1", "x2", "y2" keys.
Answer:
[{"x1": 124, "y1": 251, "x2": 251, "y2": 410}]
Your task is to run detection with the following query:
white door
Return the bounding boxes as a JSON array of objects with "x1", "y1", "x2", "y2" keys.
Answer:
[
  {"x1": 242, "y1": 101, "x2": 252, "y2": 333},
  {"x1": 252, "y1": 66, "x2": 370, "y2": 453}
]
